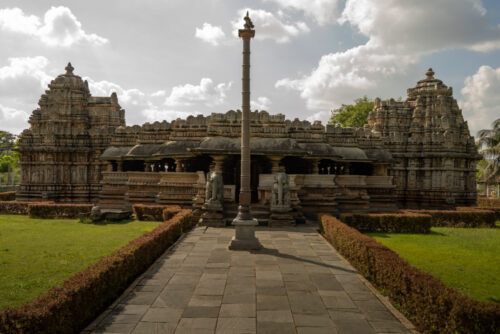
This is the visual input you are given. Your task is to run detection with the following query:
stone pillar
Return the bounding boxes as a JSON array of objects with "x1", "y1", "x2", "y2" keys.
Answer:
[
  {"x1": 312, "y1": 159, "x2": 320, "y2": 174},
  {"x1": 212, "y1": 156, "x2": 225, "y2": 173},
  {"x1": 229, "y1": 12, "x2": 261, "y2": 251},
  {"x1": 174, "y1": 158, "x2": 183, "y2": 172},
  {"x1": 269, "y1": 156, "x2": 282, "y2": 174},
  {"x1": 106, "y1": 162, "x2": 113, "y2": 172},
  {"x1": 344, "y1": 163, "x2": 350, "y2": 175},
  {"x1": 117, "y1": 160, "x2": 123, "y2": 172}
]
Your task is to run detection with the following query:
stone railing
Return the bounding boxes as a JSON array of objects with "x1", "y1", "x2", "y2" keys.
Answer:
[
  {"x1": 126, "y1": 172, "x2": 163, "y2": 185},
  {"x1": 157, "y1": 172, "x2": 199, "y2": 206},
  {"x1": 364, "y1": 176, "x2": 394, "y2": 188},
  {"x1": 335, "y1": 175, "x2": 367, "y2": 187},
  {"x1": 101, "y1": 172, "x2": 129, "y2": 185}
]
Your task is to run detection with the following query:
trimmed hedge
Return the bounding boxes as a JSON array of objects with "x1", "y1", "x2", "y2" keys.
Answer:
[
  {"x1": 0, "y1": 191, "x2": 16, "y2": 201},
  {"x1": 133, "y1": 204, "x2": 181, "y2": 221},
  {"x1": 456, "y1": 206, "x2": 500, "y2": 222},
  {"x1": 28, "y1": 203, "x2": 93, "y2": 219},
  {"x1": 406, "y1": 209, "x2": 496, "y2": 227},
  {"x1": 162, "y1": 206, "x2": 181, "y2": 221},
  {"x1": 319, "y1": 213, "x2": 500, "y2": 334},
  {"x1": 478, "y1": 198, "x2": 500, "y2": 208},
  {"x1": 340, "y1": 213, "x2": 431, "y2": 233},
  {"x1": 0, "y1": 209, "x2": 193, "y2": 334},
  {"x1": 0, "y1": 201, "x2": 30, "y2": 215}
]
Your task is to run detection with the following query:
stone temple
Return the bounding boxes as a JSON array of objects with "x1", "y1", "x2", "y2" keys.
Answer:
[{"x1": 16, "y1": 64, "x2": 479, "y2": 225}]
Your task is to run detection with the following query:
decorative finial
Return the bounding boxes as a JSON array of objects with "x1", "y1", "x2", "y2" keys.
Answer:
[
  {"x1": 65, "y1": 62, "x2": 74, "y2": 75},
  {"x1": 426, "y1": 68, "x2": 434, "y2": 79},
  {"x1": 244, "y1": 11, "x2": 254, "y2": 30}
]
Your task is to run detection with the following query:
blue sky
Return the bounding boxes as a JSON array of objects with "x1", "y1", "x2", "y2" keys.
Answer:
[{"x1": 0, "y1": 0, "x2": 499, "y2": 135}]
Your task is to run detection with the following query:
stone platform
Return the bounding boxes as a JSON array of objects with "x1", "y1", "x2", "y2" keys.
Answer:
[{"x1": 84, "y1": 226, "x2": 415, "y2": 334}]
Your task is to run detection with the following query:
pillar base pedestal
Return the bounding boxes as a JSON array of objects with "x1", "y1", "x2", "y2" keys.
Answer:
[{"x1": 228, "y1": 218, "x2": 262, "y2": 250}]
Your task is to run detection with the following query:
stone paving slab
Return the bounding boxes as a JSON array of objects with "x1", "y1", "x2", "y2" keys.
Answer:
[{"x1": 85, "y1": 225, "x2": 415, "y2": 334}]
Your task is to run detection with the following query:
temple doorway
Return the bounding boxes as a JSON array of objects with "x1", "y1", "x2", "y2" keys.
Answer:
[
  {"x1": 281, "y1": 156, "x2": 312, "y2": 174},
  {"x1": 186, "y1": 155, "x2": 212, "y2": 173},
  {"x1": 223, "y1": 155, "x2": 271, "y2": 203}
]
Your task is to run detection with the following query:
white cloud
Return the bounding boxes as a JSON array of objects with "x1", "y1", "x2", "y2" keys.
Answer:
[
  {"x1": 232, "y1": 8, "x2": 309, "y2": 43},
  {"x1": 164, "y1": 78, "x2": 232, "y2": 107},
  {"x1": 265, "y1": 0, "x2": 341, "y2": 26},
  {"x1": 0, "y1": 56, "x2": 205, "y2": 133},
  {"x1": 276, "y1": 0, "x2": 500, "y2": 112},
  {"x1": 0, "y1": 56, "x2": 52, "y2": 110},
  {"x1": 251, "y1": 96, "x2": 272, "y2": 110},
  {"x1": 460, "y1": 65, "x2": 500, "y2": 137},
  {"x1": 0, "y1": 6, "x2": 108, "y2": 47},
  {"x1": 0, "y1": 104, "x2": 30, "y2": 134},
  {"x1": 0, "y1": 56, "x2": 54, "y2": 134},
  {"x1": 306, "y1": 110, "x2": 331, "y2": 124},
  {"x1": 86, "y1": 78, "x2": 189, "y2": 124},
  {"x1": 195, "y1": 23, "x2": 226, "y2": 46}
]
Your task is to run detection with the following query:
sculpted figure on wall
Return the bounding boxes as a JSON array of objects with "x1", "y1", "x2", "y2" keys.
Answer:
[
  {"x1": 271, "y1": 171, "x2": 291, "y2": 211},
  {"x1": 205, "y1": 165, "x2": 223, "y2": 208}
]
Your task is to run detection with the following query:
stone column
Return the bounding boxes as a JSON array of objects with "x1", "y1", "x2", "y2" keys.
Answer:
[
  {"x1": 312, "y1": 159, "x2": 320, "y2": 174},
  {"x1": 212, "y1": 156, "x2": 225, "y2": 173},
  {"x1": 229, "y1": 12, "x2": 261, "y2": 250},
  {"x1": 174, "y1": 158, "x2": 183, "y2": 172},
  {"x1": 344, "y1": 163, "x2": 350, "y2": 175},
  {"x1": 106, "y1": 162, "x2": 113, "y2": 172},
  {"x1": 117, "y1": 160, "x2": 123, "y2": 172},
  {"x1": 269, "y1": 156, "x2": 282, "y2": 174}
]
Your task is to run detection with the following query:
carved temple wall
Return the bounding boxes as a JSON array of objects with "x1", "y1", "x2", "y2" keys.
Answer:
[
  {"x1": 16, "y1": 64, "x2": 125, "y2": 203},
  {"x1": 367, "y1": 69, "x2": 480, "y2": 207},
  {"x1": 16, "y1": 65, "x2": 480, "y2": 214}
]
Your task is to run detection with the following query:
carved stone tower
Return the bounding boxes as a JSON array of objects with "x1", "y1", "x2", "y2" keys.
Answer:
[
  {"x1": 367, "y1": 68, "x2": 480, "y2": 208},
  {"x1": 17, "y1": 63, "x2": 125, "y2": 203}
]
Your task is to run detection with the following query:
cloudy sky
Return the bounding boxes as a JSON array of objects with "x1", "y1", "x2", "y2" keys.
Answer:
[{"x1": 1, "y1": 0, "x2": 499, "y2": 136}]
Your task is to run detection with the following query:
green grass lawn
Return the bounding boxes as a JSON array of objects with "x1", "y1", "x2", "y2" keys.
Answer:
[
  {"x1": 368, "y1": 222, "x2": 500, "y2": 303},
  {"x1": 0, "y1": 215, "x2": 161, "y2": 308}
]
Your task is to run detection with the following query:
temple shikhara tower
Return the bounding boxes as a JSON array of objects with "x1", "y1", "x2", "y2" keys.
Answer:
[
  {"x1": 367, "y1": 68, "x2": 479, "y2": 207},
  {"x1": 16, "y1": 60, "x2": 479, "y2": 222},
  {"x1": 16, "y1": 63, "x2": 124, "y2": 203}
]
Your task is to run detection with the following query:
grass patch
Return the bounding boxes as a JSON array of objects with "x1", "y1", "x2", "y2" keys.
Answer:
[
  {"x1": 0, "y1": 214, "x2": 161, "y2": 308},
  {"x1": 368, "y1": 221, "x2": 500, "y2": 303}
]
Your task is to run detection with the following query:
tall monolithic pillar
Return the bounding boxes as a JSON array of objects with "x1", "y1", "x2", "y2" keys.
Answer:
[{"x1": 229, "y1": 12, "x2": 262, "y2": 250}]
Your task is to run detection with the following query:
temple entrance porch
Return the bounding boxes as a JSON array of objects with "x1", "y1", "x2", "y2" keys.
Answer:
[{"x1": 222, "y1": 155, "x2": 272, "y2": 203}]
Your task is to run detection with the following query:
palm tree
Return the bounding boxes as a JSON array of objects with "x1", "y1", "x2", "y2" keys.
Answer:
[{"x1": 477, "y1": 118, "x2": 500, "y2": 196}]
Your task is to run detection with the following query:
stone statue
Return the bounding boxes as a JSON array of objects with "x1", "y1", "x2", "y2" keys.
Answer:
[
  {"x1": 90, "y1": 206, "x2": 102, "y2": 221},
  {"x1": 271, "y1": 172, "x2": 291, "y2": 211},
  {"x1": 204, "y1": 168, "x2": 223, "y2": 208},
  {"x1": 244, "y1": 11, "x2": 254, "y2": 30}
]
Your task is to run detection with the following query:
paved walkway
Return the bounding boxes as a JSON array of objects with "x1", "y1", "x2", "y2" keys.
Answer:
[{"x1": 86, "y1": 226, "x2": 413, "y2": 334}]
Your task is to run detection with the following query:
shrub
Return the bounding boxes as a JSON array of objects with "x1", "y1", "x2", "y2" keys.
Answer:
[
  {"x1": 477, "y1": 198, "x2": 500, "y2": 208},
  {"x1": 0, "y1": 191, "x2": 16, "y2": 201},
  {"x1": 133, "y1": 204, "x2": 181, "y2": 221},
  {"x1": 406, "y1": 209, "x2": 496, "y2": 228},
  {"x1": 456, "y1": 206, "x2": 500, "y2": 223},
  {"x1": 339, "y1": 213, "x2": 431, "y2": 233},
  {"x1": 319, "y1": 213, "x2": 500, "y2": 334},
  {"x1": 0, "y1": 209, "x2": 193, "y2": 334},
  {"x1": 162, "y1": 206, "x2": 181, "y2": 222},
  {"x1": 28, "y1": 203, "x2": 93, "y2": 219},
  {"x1": 0, "y1": 201, "x2": 30, "y2": 215}
]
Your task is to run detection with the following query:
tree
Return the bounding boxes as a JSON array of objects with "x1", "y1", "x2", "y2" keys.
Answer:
[
  {"x1": 477, "y1": 118, "x2": 500, "y2": 186},
  {"x1": 0, "y1": 131, "x2": 19, "y2": 185},
  {"x1": 329, "y1": 96, "x2": 374, "y2": 128},
  {"x1": 0, "y1": 131, "x2": 16, "y2": 152}
]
